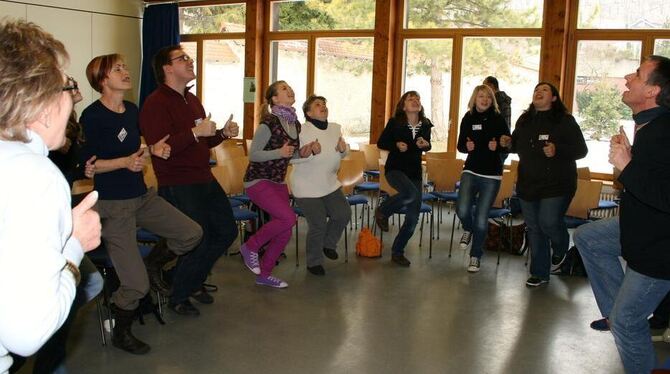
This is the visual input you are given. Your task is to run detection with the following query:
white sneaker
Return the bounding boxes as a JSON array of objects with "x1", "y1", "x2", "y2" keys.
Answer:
[
  {"x1": 460, "y1": 231, "x2": 473, "y2": 249},
  {"x1": 467, "y1": 257, "x2": 480, "y2": 273}
]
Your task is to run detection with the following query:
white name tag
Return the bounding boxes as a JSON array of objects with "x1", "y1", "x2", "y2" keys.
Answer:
[
  {"x1": 472, "y1": 124, "x2": 482, "y2": 131},
  {"x1": 538, "y1": 134, "x2": 549, "y2": 141},
  {"x1": 117, "y1": 127, "x2": 127, "y2": 142}
]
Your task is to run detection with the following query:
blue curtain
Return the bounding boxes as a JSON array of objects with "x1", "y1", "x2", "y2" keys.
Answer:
[{"x1": 139, "y1": 3, "x2": 180, "y2": 108}]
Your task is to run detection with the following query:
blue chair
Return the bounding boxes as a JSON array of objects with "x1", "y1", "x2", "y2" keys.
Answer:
[{"x1": 426, "y1": 158, "x2": 464, "y2": 241}]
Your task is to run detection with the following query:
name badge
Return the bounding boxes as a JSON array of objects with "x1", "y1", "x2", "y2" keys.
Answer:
[
  {"x1": 117, "y1": 127, "x2": 127, "y2": 142},
  {"x1": 472, "y1": 124, "x2": 482, "y2": 131},
  {"x1": 538, "y1": 134, "x2": 549, "y2": 141}
]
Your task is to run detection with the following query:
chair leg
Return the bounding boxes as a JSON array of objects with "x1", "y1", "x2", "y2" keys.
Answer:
[
  {"x1": 448, "y1": 213, "x2": 457, "y2": 258},
  {"x1": 344, "y1": 227, "x2": 348, "y2": 263},
  {"x1": 295, "y1": 223, "x2": 299, "y2": 267},
  {"x1": 429, "y1": 210, "x2": 434, "y2": 256},
  {"x1": 96, "y1": 296, "x2": 106, "y2": 346}
]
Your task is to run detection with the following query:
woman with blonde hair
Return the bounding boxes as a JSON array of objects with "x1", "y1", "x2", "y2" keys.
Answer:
[
  {"x1": 455, "y1": 85, "x2": 510, "y2": 273},
  {"x1": 0, "y1": 20, "x2": 101, "y2": 372}
]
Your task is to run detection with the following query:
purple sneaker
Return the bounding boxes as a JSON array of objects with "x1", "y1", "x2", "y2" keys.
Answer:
[
  {"x1": 255, "y1": 275, "x2": 288, "y2": 288},
  {"x1": 240, "y1": 244, "x2": 260, "y2": 275}
]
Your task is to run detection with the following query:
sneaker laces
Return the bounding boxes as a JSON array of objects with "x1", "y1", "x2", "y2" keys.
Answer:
[
  {"x1": 460, "y1": 231, "x2": 472, "y2": 244},
  {"x1": 469, "y1": 257, "x2": 479, "y2": 267},
  {"x1": 248, "y1": 251, "x2": 260, "y2": 268}
]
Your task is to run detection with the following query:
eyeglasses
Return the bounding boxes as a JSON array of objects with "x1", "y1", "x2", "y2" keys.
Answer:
[
  {"x1": 62, "y1": 76, "x2": 79, "y2": 92},
  {"x1": 170, "y1": 54, "x2": 193, "y2": 63}
]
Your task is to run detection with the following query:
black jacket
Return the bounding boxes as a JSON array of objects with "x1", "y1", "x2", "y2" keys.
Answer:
[
  {"x1": 618, "y1": 110, "x2": 670, "y2": 279},
  {"x1": 457, "y1": 108, "x2": 511, "y2": 176},
  {"x1": 377, "y1": 117, "x2": 432, "y2": 180},
  {"x1": 510, "y1": 110, "x2": 587, "y2": 200}
]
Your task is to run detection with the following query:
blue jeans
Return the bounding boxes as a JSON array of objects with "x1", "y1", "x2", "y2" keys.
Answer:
[
  {"x1": 575, "y1": 217, "x2": 670, "y2": 374},
  {"x1": 379, "y1": 170, "x2": 422, "y2": 256},
  {"x1": 159, "y1": 180, "x2": 238, "y2": 304},
  {"x1": 455, "y1": 172, "x2": 501, "y2": 259},
  {"x1": 519, "y1": 195, "x2": 572, "y2": 280}
]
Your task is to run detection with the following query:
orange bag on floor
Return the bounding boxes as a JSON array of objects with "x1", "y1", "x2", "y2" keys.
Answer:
[{"x1": 356, "y1": 227, "x2": 382, "y2": 257}]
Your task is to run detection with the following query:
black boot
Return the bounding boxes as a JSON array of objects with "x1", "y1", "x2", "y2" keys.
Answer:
[
  {"x1": 111, "y1": 304, "x2": 151, "y2": 355},
  {"x1": 144, "y1": 239, "x2": 175, "y2": 295}
]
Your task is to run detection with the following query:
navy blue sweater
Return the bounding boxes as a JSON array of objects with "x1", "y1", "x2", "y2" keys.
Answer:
[{"x1": 80, "y1": 100, "x2": 147, "y2": 200}]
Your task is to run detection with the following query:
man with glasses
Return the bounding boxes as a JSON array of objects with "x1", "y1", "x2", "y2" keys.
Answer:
[{"x1": 139, "y1": 45, "x2": 239, "y2": 316}]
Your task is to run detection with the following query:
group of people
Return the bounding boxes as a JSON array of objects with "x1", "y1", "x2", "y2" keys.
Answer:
[{"x1": 2, "y1": 19, "x2": 670, "y2": 374}]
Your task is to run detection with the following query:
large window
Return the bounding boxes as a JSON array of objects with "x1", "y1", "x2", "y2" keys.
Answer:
[
  {"x1": 656, "y1": 39, "x2": 670, "y2": 57},
  {"x1": 179, "y1": 4, "x2": 246, "y2": 34},
  {"x1": 267, "y1": 0, "x2": 376, "y2": 145},
  {"x1": 404, "y1": 0, "x2": 543, "y2": 29},
  {"x1": 571, "y1": 41, "x2": 639, "y2": 173},
  {"x1": 315, "y1": 37, "x2": 373, "y2": 145},
  {"x1": 578, "y1": 0, "x2": 670, "y2": 29},
  {"x1": 269, "y1": 40, "x2": 308, "y2": 122},
  {"x1": 458, "y1": 37, "x2": 541, "y2": 137},
  {"x1": 403, "y1": 39, "x2": 453, "y2": 152},
  {"x1": 180, "y1": 4, "x2": 246, "y2": 137},
  {"x1": 401, "y1": 1, "x2": 542, "y2": 155},
  {"x1": 270, "y1": 0, "x2": 375, "y2": 31},
  {"x1": 572, "y1": 0, "x2": 670, "y2": 177},
  {"x1": 202, "y1": 40, "x2": 245, "y2": 131}
]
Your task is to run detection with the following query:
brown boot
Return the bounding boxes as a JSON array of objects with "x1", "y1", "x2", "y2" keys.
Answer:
[
  {"x1": 144, "y1": 239, "x2": 175, "y2": 295},
  {"x1": 111, "y1": 304, "x2": 150, "y2": 355}
]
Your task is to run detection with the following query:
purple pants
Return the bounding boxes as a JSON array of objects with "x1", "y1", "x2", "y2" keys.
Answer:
[{"x1": 245, "y1": 180, "x2": 296, "y2": 276}]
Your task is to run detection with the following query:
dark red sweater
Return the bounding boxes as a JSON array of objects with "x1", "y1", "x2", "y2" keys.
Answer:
[{"x1": 139, "y1": 84, "x2": 223, "y2": 186}]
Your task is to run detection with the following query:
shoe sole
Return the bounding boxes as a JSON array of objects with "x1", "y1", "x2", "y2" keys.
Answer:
[
  {"x1": 255, "y1": 282, "x2": 288, "y2": 288},
  {"x1": 467, "y1": 267, "x2": 480, "y2": 273},
  {"x1": 240, "y1": 248, "x2": 261, "y2": 275},
  {"x1": 525, "y1": 281, "x2": 549, "y2": 287}
]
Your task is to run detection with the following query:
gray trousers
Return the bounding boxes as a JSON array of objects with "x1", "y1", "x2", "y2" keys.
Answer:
[
  {"x1": 295, "y1": 188, "x2": 350, "y2": 267},
  {"x1": 96, "y1": 188, "x2": 203, "y2": 310}
]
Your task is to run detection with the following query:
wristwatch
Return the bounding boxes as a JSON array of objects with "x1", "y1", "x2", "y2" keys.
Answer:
[{"x1": 63, "y1": 261, "x2": 81, "y2": 286}]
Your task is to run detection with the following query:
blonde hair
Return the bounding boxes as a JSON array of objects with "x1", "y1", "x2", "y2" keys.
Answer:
[
  {"x1": 467, "y1": 85, "x2": 500, "y2": 114},
  {"x1": 0, "y1": 20, "x2": 69, "y2": 142}
]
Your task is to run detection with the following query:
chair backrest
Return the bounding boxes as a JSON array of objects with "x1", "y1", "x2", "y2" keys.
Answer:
[
  {"x1": 492, "y1": 171, "x2": 514, "y2": 208},
  {"x1": 72, "y1": 179, "x2": 94, "y2": 195},
  {"x1": 509, "y1": 159, "x2": 519, "y2": 184},
  {"x1": 337, "y1": 158, "x2": 365, "y2": 195},
  {"x1": 143, "y1": 161, "x2": 158, "y2": 189},
  {"x1": 566, "y1": 179, "x2": 603, "y2": 219},
  {"x1": 358, "y1": 143, "x2": 380, "y2": 171},
  {"x1": 379, "y1": 165, "x2": 398, "y2": 196},
  {"x1": 213, "y1": 143, "x2": 245, "y2": 164},
  {"x1": 577, "y1": 167, "x2": 591, "y2": 180},
  {"x1": 245, "y1": 139, "x2": 252, "y2": 155},
  {"x1": 425, "y1": 158, "x2": 464, "y2": 192},
  {"x1": 425, "y1": 151, "x2": 456, "y2": 160},
  {"x1": 344, "y1": 150, "x2": 368, "y2": 173},
  {"x1": 213, "y1": 156, "x2": 249, "y2": 196}
]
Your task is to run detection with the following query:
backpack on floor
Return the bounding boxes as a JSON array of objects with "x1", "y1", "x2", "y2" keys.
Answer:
[
  {"x1": 554, "y1": 246, "x2": 587, "y2": 277},
  {"x1": 485, "y1": 220, "x2": 527, "y2": 255},
  {"x1": 356, "y1": 227, "x2": 382, "y2": 257}
]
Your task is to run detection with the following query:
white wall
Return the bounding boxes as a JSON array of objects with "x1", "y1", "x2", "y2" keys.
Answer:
[{"x1": 0, "y1": 0, "x2": 143, "y2": 108}]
